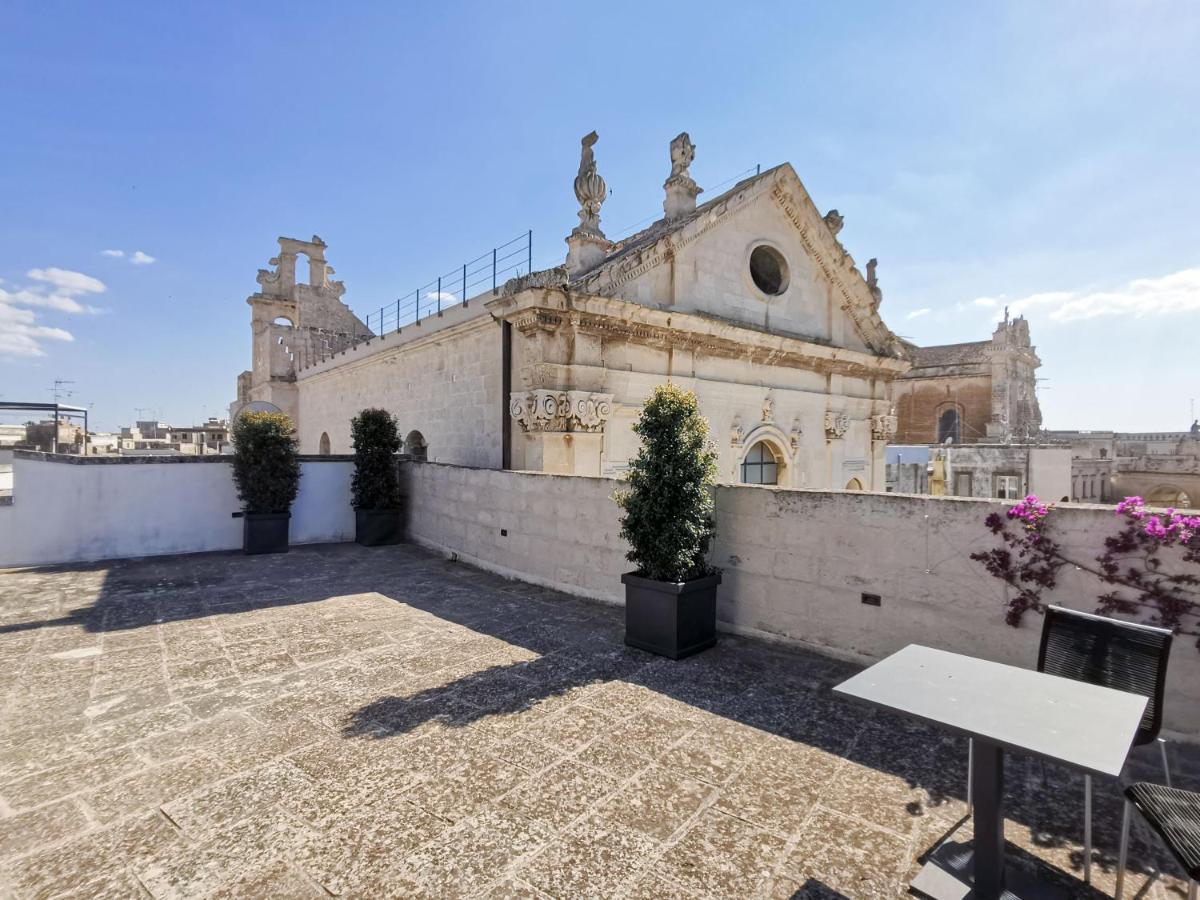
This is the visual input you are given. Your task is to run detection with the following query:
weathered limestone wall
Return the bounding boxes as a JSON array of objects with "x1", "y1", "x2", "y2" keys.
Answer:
[
  {"x1": 400, "y1": 461, "x2": 1200, "y2": 737},
  {"x1": 296, "y1": 308, "x2": 503, "y2": 465},
  {"x1": 894, "y1": 375, "x2": 992, "y2": 444}
]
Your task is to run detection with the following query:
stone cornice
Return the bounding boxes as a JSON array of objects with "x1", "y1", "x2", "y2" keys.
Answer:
[
  {"x1": 767, "y1": 176, "x2": 904, "y2": 359},
  {"x1": 487, "y1": 290, "x2": 911, "y2": 379}
]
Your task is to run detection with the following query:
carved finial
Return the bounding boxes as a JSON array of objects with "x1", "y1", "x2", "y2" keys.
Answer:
[
  {"x1": 663, "y1": 132, "x2": 703, "y2": 221},
  {"x1": 565, "y1": 131, "x2": 612, "y2": 275},
  {"x1": 823, "y1": 209, "x2": 844, "y2": 236},
  {"x1": 762, "y1": 394, "x2": 774, "y2": 423},
  {"x1": 572, "y1": 131, "x2": 607, "y2": 237}
]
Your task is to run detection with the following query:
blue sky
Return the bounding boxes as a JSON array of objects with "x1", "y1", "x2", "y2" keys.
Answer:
[{"x1": 1, "y1": 2, "x2": 1197, "y2": 431}]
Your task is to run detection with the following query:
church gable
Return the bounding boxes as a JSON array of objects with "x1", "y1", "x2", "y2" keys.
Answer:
[{"x1": 572, "y1": 164, "x2": 902, "y2": 359}]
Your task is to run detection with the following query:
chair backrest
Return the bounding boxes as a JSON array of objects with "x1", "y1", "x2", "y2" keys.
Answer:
[{"x1": 1037, "y1": 606, "x2": 1173, "y2": 744}]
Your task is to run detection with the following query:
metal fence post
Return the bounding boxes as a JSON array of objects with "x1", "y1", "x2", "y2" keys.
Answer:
[
  {"x1": 437, "y1": 276, "x2": 442, "y2": 316},
  {"x1": 527, "y1": 230, "x2": 532, "y2": 276},
  {"x1": 379, "y1": 306, "x2": 384, "y2": 336},
  {"x1": 492, "y1": 248, "x2": 497, "y2": 292},
  {"x1": 462, "y1": 263, "x2": 467, "y2": 306}
]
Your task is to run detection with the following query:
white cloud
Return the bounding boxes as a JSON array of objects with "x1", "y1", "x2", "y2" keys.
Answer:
[
  {"x1": 0, "y1": 294, "x2": 74, "y2": 358},
  {"x1": 972, "y1": 297, "x2": 998, "y2": 308},
  {"x1": 906, "y1": 308, "x2": 931, "y2": 319},
  {"x1": 26, "y1": 267, "x2": 106, "y2": 295},
  {"x1": 0, "y1": 266, "x2": 107, "y2": 358},
  {"x1": 100, "y1": 248, "x2": 156, "y2": 265},
  {"x1": 976, "y1": 267, "x2": 1200, "y2": 324}
]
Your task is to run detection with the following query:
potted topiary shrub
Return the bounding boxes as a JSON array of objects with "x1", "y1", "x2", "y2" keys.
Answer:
[
  {"x1": 351, "y1": 407, "x2": 403, "y2": 546},
  {"x1": 232, "y1": 411, "x2": 301, "y2": 554},
  {"x1": 615, "y1": 383, "x2": 721, "y2": 659}
]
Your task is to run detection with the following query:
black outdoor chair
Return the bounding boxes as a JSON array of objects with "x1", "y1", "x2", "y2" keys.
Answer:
[
  {"x1": 967, "y1": 605, "x2": 1174, "y2": 884},
  {"x1": 1116, "y1": 782, "x2": 1199, "y2": 900}
]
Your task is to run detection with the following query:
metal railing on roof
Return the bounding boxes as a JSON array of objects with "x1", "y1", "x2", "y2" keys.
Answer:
[{"x1": 362, "y1": 231, "x2": 532, "y2": 336}]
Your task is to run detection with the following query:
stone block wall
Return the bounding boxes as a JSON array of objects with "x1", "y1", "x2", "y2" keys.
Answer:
[
  {"x1": 400, "y1": 460, "x2": 1200, "y2": 737},
  {"x1": 894, "y1": 376, "x2": 992, "y2": 444},
  {"x1": 296, "y1": 311, "x2": 503, "y2": 466}
]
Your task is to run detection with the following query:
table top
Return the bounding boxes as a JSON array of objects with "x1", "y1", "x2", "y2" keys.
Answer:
[{"x1": 834, "y1": 644, "x2": 1148, "y2": 778}]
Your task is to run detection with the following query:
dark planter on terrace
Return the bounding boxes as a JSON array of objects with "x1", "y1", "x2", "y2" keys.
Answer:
[
  {"x1": 243, "y1": 512, "x2": 290, "y2": 555},
  {"x1": 355, "y1": 508, "x2": 402, "y2": 546},
  {"x1": 622, "y1": 571, "x2": 721, "y2": 660}
]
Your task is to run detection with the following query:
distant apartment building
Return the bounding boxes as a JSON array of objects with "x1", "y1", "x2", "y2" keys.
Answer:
[
  {"x1": 119, "y1": 418, "x2": 230, "y2": 455},
  {"x1": 1043, "y1": 424, "x2": 1200, "y2": 508}
]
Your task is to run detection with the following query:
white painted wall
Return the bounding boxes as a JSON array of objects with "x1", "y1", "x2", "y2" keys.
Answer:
[
  {"x1": 400, "y1": 461, "x2": 1200, "y2": 738},
  {"x1": 0, "y1": 456, "x2": 355, "y2": 568}
]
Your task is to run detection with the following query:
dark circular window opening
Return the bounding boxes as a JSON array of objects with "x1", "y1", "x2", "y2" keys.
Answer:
[{"x1": 749, "y1": 245, "x2": 788, "y2": 296}]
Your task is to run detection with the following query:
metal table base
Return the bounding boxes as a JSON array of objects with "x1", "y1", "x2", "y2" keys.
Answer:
[{"x1": 911, "y1": 740, "x2": 1067, "y2": 900}]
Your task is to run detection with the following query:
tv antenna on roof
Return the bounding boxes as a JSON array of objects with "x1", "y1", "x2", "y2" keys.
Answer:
[{"x1": 49, "y1": 379, "x2": 75, "y2": 404}]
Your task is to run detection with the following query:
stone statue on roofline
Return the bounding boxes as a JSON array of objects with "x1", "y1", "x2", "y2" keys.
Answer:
[
  {"x1": 865, "y1": 257, "x2": 882, "y2": 310},
  {"x1": 663, "y1": 131, "x2": 703, "y2": 221},
  {"x1": 823, "y1": 209, "x2": 844, "y2": 236}
]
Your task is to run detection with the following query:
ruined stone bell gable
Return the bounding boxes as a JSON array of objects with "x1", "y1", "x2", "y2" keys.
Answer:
[
  {"x1": 232, "y1": 131, "x2": 913, "y2": 491},
  {"x1": 234, "y1": 236, "x2": 373, "y2": 424}
]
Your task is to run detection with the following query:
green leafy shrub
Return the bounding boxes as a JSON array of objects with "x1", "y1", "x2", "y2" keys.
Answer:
[
  {"x1": 231, "y1": 411, "x2": 301, "y2": 514},
  {"x1": 351, "y1": 408, "x2": 401, "y2": 510},
  {"x1": 615, "y1": 383, "x2": 719, "y2": 582}
]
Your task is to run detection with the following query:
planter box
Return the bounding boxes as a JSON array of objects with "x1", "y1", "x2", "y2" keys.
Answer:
[
  {"x1": 621, "y1": 571, "x2": 721, "y2": 660},
  {"x1": 355, "y1": 508, "x2": 402, "y2": 546},
  {"x1": 243, "y1": 512, "x2": 289, "y2": 555}
]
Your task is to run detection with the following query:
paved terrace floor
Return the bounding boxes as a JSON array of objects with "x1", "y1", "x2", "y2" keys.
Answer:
[{"x1": 0, "y1": 544, "x2": 1196, "y2": 899}]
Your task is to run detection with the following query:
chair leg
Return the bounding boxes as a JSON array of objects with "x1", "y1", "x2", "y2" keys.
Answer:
[
  {"x1": 1115, "y1": 798, "x2": 1130, "y2": 900},
  {"x1": 1189, "y1": 879, "x2": 1196, "y2": 900},
  {"x1": 1084, "y1": 773, "x2": 1092, "y2": 884},
  {"x1": 1158, "y1": 737, "x2": 1172, "y2": 787},
  {"x1": 967, "y1": 738, "x2": 974, "y2": 815}
]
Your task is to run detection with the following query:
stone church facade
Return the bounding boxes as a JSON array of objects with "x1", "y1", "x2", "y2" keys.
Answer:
[
  {"x1": 233, "y1": 133, "x2": 912, "y2": 490},
  {"x1": 893, "y1": 314, "x2": 1042, "y2": 446}
]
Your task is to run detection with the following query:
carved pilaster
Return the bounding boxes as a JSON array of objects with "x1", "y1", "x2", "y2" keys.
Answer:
[
  {"x1": 824, "y1": 411, "x2": 850, "y2": 440},
  {"x1": 509, "y1": 390, "x2": 613, "y2": 434},
  {"x1": 871, "y1": 413, "x2": 897, "y2": 442}
]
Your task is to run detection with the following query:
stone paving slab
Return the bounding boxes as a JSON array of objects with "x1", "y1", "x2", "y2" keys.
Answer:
[{"x1": 0, "y1": 542, "x2": 1197, "y2": 898}]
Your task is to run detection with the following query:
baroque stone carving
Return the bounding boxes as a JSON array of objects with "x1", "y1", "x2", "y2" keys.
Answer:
[
  {"x1": 761, "y1": 394, "x2": 774, "y2": 423},
  {"x1": 790, "y1": 420, "x2": 802, "y2": 452},
  {"x1": 865, "y1": 257, "x2": 882, "y2": 310},
  {"x1": 573, "y1": 131, "x2": 607, "y2": 238},
  {"x1": 824, "y1": 411, "x2": 850, "y2": 440},
  {"x1": 731, "y1": 416, "x2": 744, "y2": 447},
  {"x1": 509, "y1": 390, "x2": 613, "y2": 433},
  {"x1": 871, "y1": 413, "x2": 898, "y2": 441},
  {"x1": 502, "y1": 266, "x2": 569, "y2": 297},
  {"x1": 663, "y1": 132, "x2": 703, "y2": 221},
  {"x1": 823, "y1": 209, "x2": 844, "y2": 236}
]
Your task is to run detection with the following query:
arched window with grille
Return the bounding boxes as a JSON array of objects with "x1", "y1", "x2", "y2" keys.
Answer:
[
  {"x1": 741, "y1": 441, "x2": 779, "y2": 485},
  {"x1": 937, "y1": 408, "x2": 961, "y2": 444}
]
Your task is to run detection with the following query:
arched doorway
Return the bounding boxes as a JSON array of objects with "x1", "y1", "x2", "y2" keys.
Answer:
[
  {"x1": 318, "y1": 432, "x2": 331, "y2": 456},
  {"x1": 740, "y1": 440, "x2": 781, "y2": 485},
  {"x1": 845, "y1": 477, "x2": 864, "y2": 491},
  {"x1": 1146, "y1": 485, "x2": 1193, "y2": 509}
]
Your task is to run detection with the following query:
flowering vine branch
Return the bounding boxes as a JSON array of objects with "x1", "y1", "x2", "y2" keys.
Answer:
[{"x1": 970, "y1": 495, "x2": 1200, "y2": 648}]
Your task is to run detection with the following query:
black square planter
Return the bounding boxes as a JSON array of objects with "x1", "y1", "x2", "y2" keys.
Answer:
[
  {"x1": 355, "y1": 508, "x2": 403, "y2": 546},
  {"x1": 243, "y1": 512, "x2": 290, "y2": 555},
  {"x1": 622, "y1": 571, "x2": 721, "y2": 660}
]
